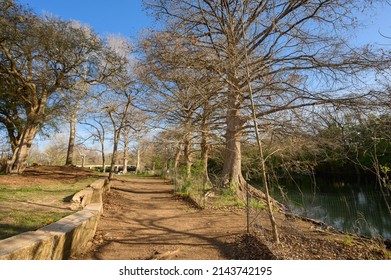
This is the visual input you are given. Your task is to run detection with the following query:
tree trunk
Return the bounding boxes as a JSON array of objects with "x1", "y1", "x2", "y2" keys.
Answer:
[
  {"x1": 174, "y1": 142, "x2": 182, "y2": 176},
  {"x1": 123, "y1": 157, "x2": 128, "y2": 174},
  {"x1": 123, "y1": 141, "x2": 128, "y2": 174},
  {"x1": 183, "y1": 137, "x2": 192, "y2": 179},
  {"x1": 108, "y1": 134, "x2": 119, "y2": 181},
  {"x1": 220, "y1": 87, "x2": 245, "y2": 191},
  {"x1": 81, "y1": 154, "x2": 85, "y2": 168},
  {"x1": 200, "y1": 131, "x2": 211, "y2": 187},
  {"x1": 108, "y1": 150, "x2": 117, "y2": 181},
  {"x1": 6, "y1": 125, "x2": 37, "y2": 174},
  {"x1": 100, "y1": 141, "x2": 106, "y2": 173},
  {"x1": 65, "y1": 114, "x2": 77, "y2": 165},
  {"x1": 136, "y1": 146, "x2": 142, "y2": 174}
]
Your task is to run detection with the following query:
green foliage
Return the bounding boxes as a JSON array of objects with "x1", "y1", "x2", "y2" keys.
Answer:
[
  {"x1": 380, "y1": 165, "x2": 391, "y2": 174},
  {"x1": 385, "y1": 250, "x2": 391, "y2": 260},
  {"x1": 249, "y1": 198, "x2": 266, "y2": 210},
  {"x1": 179, "y1": 180, "x2": 193, "y2": 195},
  {"x1": 215, "y1": 188, "x2": 245, "y2": 207},
  {"x1": 343, "y1": 235, "x2": 354, "y2": 246}
]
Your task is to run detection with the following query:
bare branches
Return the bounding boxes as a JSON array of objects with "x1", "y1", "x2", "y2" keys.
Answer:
[{"x1": 142, "y1": 0, "x2": 389, "y2": 197}]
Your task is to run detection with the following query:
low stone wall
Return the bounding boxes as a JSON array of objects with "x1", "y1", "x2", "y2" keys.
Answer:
[{"x1": 0, "y1": 178, "x2": 109, "y2": 260}]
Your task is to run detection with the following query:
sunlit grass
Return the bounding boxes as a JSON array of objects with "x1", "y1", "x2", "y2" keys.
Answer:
[
  {"x1": 0, "y1": 210, "x2": 73, "y2": 240},
  {"x1": 0, "y1": 177, "x2": 98, "y2": 240}
]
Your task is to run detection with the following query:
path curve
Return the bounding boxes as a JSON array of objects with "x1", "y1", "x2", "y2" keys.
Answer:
[{"x1": 72, "y1": 176, "x2": 247, "y2": 260}]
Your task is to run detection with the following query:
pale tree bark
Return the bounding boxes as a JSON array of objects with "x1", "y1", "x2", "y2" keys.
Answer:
[
  {"x1": 108, "y1": 143, "x2": 118, "y2": 181},
  {"x1": 174, "y1": 142, "x2": 183, "y2": 176},
  {"x1": 135, "y1": 146, "x2": 141, "y2": 174},
  {"x1": 65, "y1": 111, "x2": 77, "y2": 165},
  {"x1": 200, "y1": 130, "x2": 211, "y2": 186},
  {"x1": 138, "y1": 34, "x2": 209, "y2": 181},
  {"x1": 134, "y1": 130, "x2": 143, "y2": 174},
  {"x1": 6, "y1": 125, "x2": 37, "y2": 174},
  {"x1": 122, "y1": 127, "x2": 130, "y2": 174},
  {"x1": 123, "y1": 147, "x2": 129, "y2": 174},
  {"x1": 220, "y1": 73, "x2": 247, "y2": 190},
  {"x1": 101, "y1": 142, "x2": 106, "y2": 173},
  {"x1": 183, "y1": 133, "x2": 193, "y2": 179}
]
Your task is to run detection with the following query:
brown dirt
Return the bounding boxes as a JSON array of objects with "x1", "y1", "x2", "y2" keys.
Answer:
[
  {"x1": 0, "y1": 165, "x2": 97, "y2": 187},
  {"x1": 22, "y1": 165, "x2": 97, "y2": 183},
  {"x1": 71, "y1": 175, "x2": 390, "y2": 260}
]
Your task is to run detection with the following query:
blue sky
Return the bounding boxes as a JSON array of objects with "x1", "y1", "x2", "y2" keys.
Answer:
[
  {"x1": 19, "y1": 0, "x2": 155, "y2": 39},
  {"x1": 18, "y1": 1, "x2": 391, "y2": 45},
  {"x1": 354, "y1": 4, "x2": 391, "y2": 46}
]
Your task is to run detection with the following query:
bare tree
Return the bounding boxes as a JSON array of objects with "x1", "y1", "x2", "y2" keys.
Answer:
[
  {"x1": 138, "y1": 31, "x2": 223, "y2": 179},
  {"x1": 144, "y1": 0, "x2": 388, "y2": 195},
  {"x1": 81, "y1": 114, "x2": 110, "y2": 172},
  {"x1": 103, "y1": 86, "x2": 136, "y2": 181},
  {"x1": 128, "y1": 110, "x2": 151, "y2": 174}
]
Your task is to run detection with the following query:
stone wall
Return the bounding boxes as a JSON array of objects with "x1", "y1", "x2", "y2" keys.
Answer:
[{"x1": 0, "y1": 179, "x2": 109, "y2": 260}]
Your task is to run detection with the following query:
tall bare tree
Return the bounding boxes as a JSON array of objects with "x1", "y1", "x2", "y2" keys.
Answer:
[
  {"x1": 139, "y1": 31, "x2": 223, "y2": 179},
  {"x1": 144, "y1": 0, "x2": 388, "y2": 195},
  {"x1": 98, "y1": 36, "x2": 137, "y2": 181},
  {"x1": 81, "y1": 114, "x2": 110, "y2": 172}
]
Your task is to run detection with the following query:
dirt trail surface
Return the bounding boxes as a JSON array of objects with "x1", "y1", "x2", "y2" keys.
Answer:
[
  {"x1": 72, "y1": 175, "x2": 389, "y2": 260},
  {"x1": 73, "y1": 176, "x2": 248, "y2": 260}
]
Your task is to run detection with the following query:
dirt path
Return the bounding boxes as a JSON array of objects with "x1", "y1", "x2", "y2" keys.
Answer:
[
  {"x1": 71, "y1": 175, "x2": 389, "y2": 260},
  {"x1": 72, "y1": 176, "x2": 247, "y2": 260}
]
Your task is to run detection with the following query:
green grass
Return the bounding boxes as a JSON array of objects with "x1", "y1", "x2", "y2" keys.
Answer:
[
  {"x1": 171, "y1": 175, "x2": 268, "y2": 210},
  {"x1": 0, "y1": 210, "x2": 73, "y2": 240},
  {"x1": 248, "y1": 198, "x2": 267, "y2": 210},
  {"x1": 0, "y1": 179, "x2": 97, "y2": 200},
  {"x1": 0, "y1": 177, "x2": 98, "y2": 240},
  {"x1": 215, "y1": 194, "x2": 245, "y2": 207},
  {"x1": 343, "y1": 234, "x2": 354, "y2": 246}
]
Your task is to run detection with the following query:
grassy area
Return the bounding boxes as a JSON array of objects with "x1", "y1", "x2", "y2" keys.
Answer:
[
  {"x1": 0, "y1": 210, "x2": 74, "y2": 240},
  {"x1": 0, "y1": 172, "x2": 99, "y2": 240},
  {"x1": 0, "y1": 180, "x2": 96, "y2": 201},
  {"x1": 171, "y1": 175, "x2": 268, "y2": 211}
]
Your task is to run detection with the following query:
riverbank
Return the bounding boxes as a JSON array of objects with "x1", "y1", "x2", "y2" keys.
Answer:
[{"x1": 73, "y1": 175, "x2": 390, "y2": 260}]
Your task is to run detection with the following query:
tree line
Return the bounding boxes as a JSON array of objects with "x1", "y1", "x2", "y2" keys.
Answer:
[{"x1": 1, "y1": 1, "x2": 391, "y2": 203}]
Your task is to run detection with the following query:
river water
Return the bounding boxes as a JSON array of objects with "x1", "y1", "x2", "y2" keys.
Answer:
[{"x1": 267, "y1": 177, "x2": 391, "y2": 239}]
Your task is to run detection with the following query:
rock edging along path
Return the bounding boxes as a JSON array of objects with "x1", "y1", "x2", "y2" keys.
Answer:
[
  {"x1": 72, "y1": 176, "x2": 248, "y2": 260},
  {"x1": 0, "y1": 179, "x2": 107, "y2": 260}
]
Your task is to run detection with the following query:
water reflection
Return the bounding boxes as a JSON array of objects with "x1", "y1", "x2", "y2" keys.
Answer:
[{"x1": 268, "y1": 179, "x2": 391, "y2": 239}]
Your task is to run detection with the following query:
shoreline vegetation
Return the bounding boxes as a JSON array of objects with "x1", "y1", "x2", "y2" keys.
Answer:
[{"x1": 1, "y1": 166, "x2": 390, "y2": 259}]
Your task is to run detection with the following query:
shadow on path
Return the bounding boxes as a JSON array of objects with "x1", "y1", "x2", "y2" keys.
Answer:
[{"x1": 73, "y1": 176, "x2": 251, "y2": 260}]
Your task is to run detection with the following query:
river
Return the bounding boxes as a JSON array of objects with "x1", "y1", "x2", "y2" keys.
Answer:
[{"x1": 265, "y1": 176, "x2": 391, "y2": 239}]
